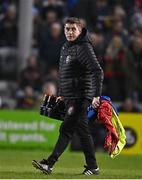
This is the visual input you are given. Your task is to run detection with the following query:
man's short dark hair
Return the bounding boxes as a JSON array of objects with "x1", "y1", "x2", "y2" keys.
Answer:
[{"x1": 65, "y1": 17, "x2": 82, "y2": 27}]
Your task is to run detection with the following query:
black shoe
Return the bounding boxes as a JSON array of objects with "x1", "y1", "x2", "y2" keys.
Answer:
[
  {"x1": 32, "y1": 159, "x2": 52, "y2": 175},
  {"x1": 83, "y1": 165, "x2": 100, "y2": 175}
]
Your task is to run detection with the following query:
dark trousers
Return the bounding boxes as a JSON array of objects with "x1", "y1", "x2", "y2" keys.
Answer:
[{"x1": 47, "y1": 98, "x2": 97, "y2": 169}]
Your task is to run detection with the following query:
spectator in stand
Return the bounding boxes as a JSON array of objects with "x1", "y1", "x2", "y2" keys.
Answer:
[
  {"x1": 89, "y1": 31, "x2": 105, "y2": 67},
  {"x1": 18, "y1": 55, "x2": 43, "y2": 92},
  {"x1": 112, "y1": 5, "x2": 129, "y2": 29},
  {"x1": 42, "y1": 0, "x2": 67, "y2": 20},
  {"x1": 94, "y1": 0, "x2": 112, "y2": 31},
  {"x1": 37, "y1": 9, "x2": 58, "y2": 43},
  {"x1": 16, "y1": 86, "x2": 37, "y2": 109},
  {"x1": 113, "y1": 5, "x2": 126, "y2": 22},
  {"x1": 118, "y1": 98, "x2": 141, "y2": 112},
  {"x1": 124, "y1": 27, "x2": 142, "y2": 101},
  {"x1": 104, "y1": 35, "x2": 128, "y2": 101},
  {"x1": 79, "y1": 18, "x2": 87, "y2": 28},
  {"x1": 131, "y1": 6, "x2": 142, "y2": 29},
  {"x1": 0, "y1": 4, "x2": 17, "y2": 47},
  {"x1": 38, "y1": 21, "x2": 65, "y2": 69},
  {"x1": 106, "y1": 19, "x2": 129, "y2": 46},
  {"x1": 45, "y1": 9, "x2": 58, "y2": 25}
]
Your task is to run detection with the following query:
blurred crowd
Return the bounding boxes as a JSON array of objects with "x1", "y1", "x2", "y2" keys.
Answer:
[{"x1": 0, "y1": 0, "x2": 142, "y2": 112}]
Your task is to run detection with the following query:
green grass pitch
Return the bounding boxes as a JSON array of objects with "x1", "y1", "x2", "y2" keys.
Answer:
[{"x1": 0, "y1": 149, "x2": 142, "y2": 179}]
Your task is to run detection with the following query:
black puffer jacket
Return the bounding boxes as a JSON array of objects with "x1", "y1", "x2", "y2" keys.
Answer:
[{"x1": 58, "y1": 28, "x2": 104, "y2": 100}]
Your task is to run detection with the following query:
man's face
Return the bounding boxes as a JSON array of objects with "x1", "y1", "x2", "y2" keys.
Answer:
[{"x1": 64, "y1": 23, "x2": 82, "y2": 41}]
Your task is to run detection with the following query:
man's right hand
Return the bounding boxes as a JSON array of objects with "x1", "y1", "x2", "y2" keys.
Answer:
[{"x1": 56, "y1": 96, "x2": 64, "y2": 102}]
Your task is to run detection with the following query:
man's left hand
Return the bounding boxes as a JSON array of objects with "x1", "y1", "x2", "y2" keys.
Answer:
[{"x1": 92, "y1": 97, "x2": 100, "y2": 109}]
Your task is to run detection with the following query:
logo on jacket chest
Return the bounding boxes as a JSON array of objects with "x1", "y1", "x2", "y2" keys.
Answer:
[{"x1": 66, "y1": 55, "x2": 71, "y2": 63}]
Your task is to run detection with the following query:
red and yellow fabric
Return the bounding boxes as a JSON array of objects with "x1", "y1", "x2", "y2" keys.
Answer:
[{"x1": 97, "y1": 100, "x2": 126, "y2": 158}]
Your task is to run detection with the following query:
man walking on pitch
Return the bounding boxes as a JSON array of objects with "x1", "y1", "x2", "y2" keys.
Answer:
[{"x1": 32, "y1": 17, "x2": 104, "y2": 175}]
